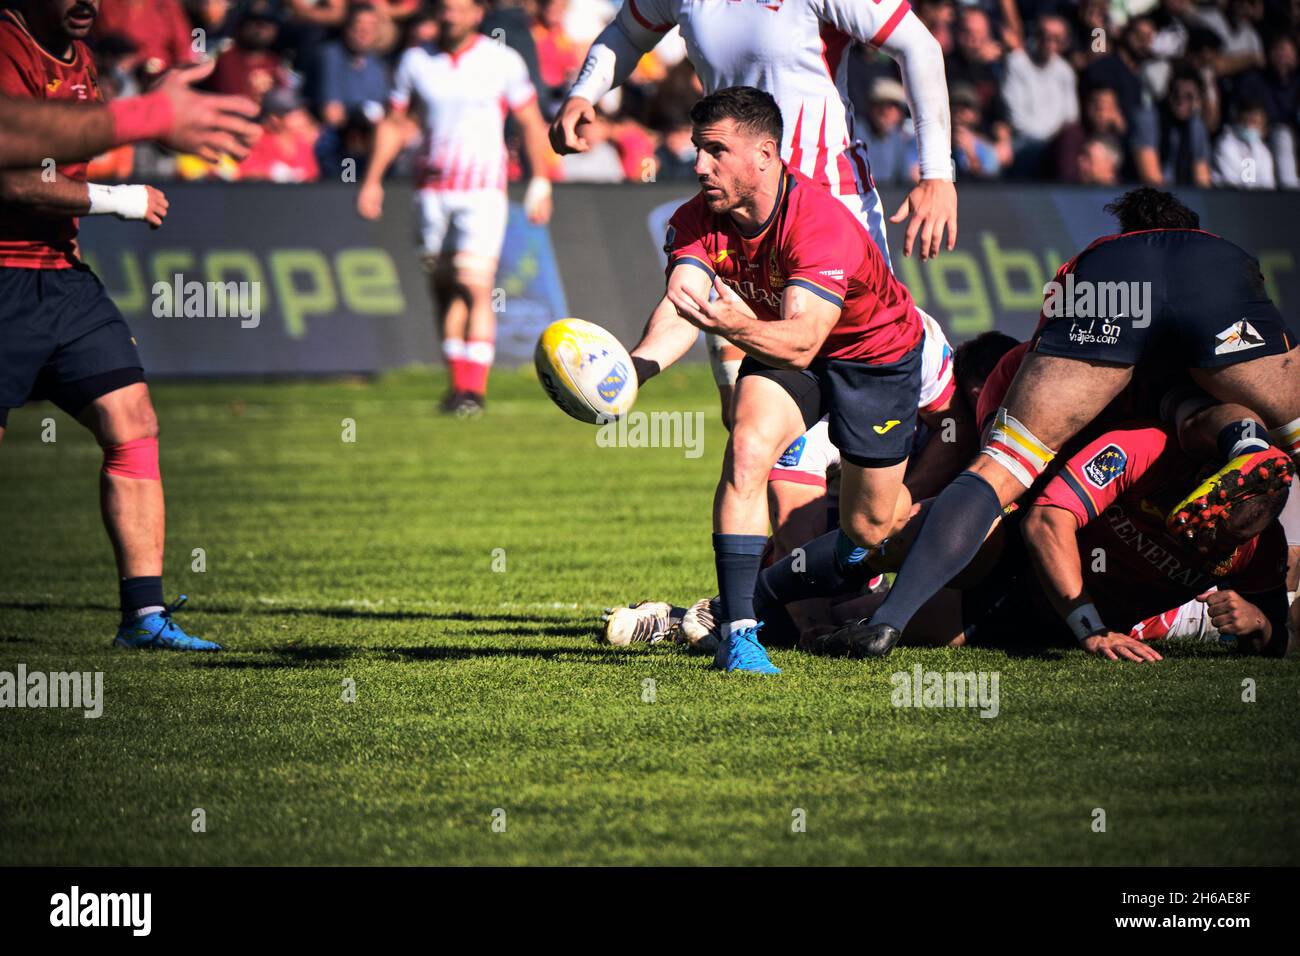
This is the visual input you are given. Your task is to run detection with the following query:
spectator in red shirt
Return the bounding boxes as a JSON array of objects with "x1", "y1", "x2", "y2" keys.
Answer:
[
  {"x1": 93, "y1": 0, "x2": 196, "y2": 78},
  {"x1": 208, "y1": 4, "x2": 291, "y2": 104},
  {"x1": 530, "y1": 0, "x2": 580, "y2": 118},
  {"x1": 238, "y1": 88, "x2": 321, "y2": 181}
]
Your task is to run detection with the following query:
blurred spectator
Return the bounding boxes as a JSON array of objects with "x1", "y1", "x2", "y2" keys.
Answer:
[
  {"x1": 653, "y1": 113, "x2": 697, "y2": 182},
  {"x1": 1133, "y1": 68, "x2": 1212, "y2": 185},
  {"x1": 916, "y1": 0, "x2": 956, "y2": 56},
  {"x1": 399, "y1": 4, "x2": 439, "y2": 47},
  {"x1": 1214, "y1": 98, "x2": 1276, "y2": 187},
  {"x1": 208, "y1": 3, "x2": 291, "y2": 104},
  {"x1": 559, "y1": 109, "x2": 624, "y2": 181},
  {"x1": 951, "y1": 84, "x2": 1003, "y2": 178},
  {"x1": 315, "y1": 3, "x2": 390, "y2": 168},
  {"x1": 1077, "y1": 134, "x2": 1124, "y2": 184},
  {"x1": 1070, "y1": 0, "x2": 1111, "y2": 73},
  {"x1": 1083, "y1": 15, "x2": 1158, "y2": 126},
  {"x1": 1236, "y1": 33, "x2": 1300, "y2": 186},
  {"x1": 482, "y1": 0, "x2": 544, "y2": 94},
  {"x1": 859, "y1": 78, "x2": 917, "y2": 186},
  {"x1": 609, "y1": 116, "x2": 657, "y2": 181},
  {"x1": 532, "y1": 0, "x2": 582, "y2": 118},
  {"x1": 93, "y1": 0, "x2": 196, "y2": 78},
  {"x1": 948, "y1": 7, "x2": 1013, "y2": 167},
  {"x1": 1054, "y1": 85, "x2": 1131, "y2": 181},
  {"x1": 1186, "y1": 0, "x2": 1265, "y2": 77},
  {"x1": 1003, "y1": 14, "x2": 1078, "y2": 173},
  {"x1": 239, "y1": 88, "x2": 323, "y2": 182},
  {"x1": 184, "y1": 0, "x2": 235, "y2": 55}
]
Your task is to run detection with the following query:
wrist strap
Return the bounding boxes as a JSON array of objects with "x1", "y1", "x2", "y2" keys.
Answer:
[
  {"x1": 1066, "y1": 603, "x2": 1106, "y2": 643},
  {"x1": 108, "y1": 92, "x2": 174, "y2": 147}
]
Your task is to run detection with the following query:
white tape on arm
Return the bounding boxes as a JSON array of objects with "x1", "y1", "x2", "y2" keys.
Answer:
[{"x1": 86, "y1": 183, "x2": 149, "y2": 220}]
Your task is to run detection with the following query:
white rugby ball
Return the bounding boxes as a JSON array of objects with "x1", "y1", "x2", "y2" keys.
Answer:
[{"x1": 534, "y1": 318, "x2": 638, "y2": 424}]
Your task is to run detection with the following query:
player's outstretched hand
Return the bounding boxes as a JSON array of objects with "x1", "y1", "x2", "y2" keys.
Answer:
[
  {"x1": 154, "y1": 60, "x2": 261, "y2": 162},
  {"x1": 357, "y1": 181, "x2": 384, "y2": 220},
  {"x1": 1080, "y1": 631, "x2": 1164, "y2": 663},
  {"x1": 144, "y1": 185, "x2": 169, "y2": 229},
  {"x1": 890, "y1": 178, "x2": 958, "y2": 261},
  {"x1": 549, "y1": 97, "x2": 595, "y2": 155}
]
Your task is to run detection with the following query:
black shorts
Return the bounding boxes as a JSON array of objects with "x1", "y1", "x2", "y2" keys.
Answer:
[
  {"x1": 1032, "y1": 229, "x2": 1296, "y2": 369},
  {"x1": 0, "y1": 265, "x2": 143, "y2": 427},
  {"x1": 737, "y1": 340, "x2": 923, "y2": 468}
]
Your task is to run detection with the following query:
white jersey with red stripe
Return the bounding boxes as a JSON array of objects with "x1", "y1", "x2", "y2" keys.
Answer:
[{"x1": 390, "y1": 36, "x2": 537, "y2": 192}]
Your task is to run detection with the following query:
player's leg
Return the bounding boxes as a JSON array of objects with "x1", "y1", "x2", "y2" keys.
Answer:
[
  {"x1": 711, "y1": 368, "x2": 814, "y2": 673},
  {"x1": 417, "y1": 190, "x2": 472, "y2": 411},
  {"x1": 860, "y1": 353, "x2": 1134, "y2": 653},
  {"x1": 449, "y1": 190, "x2": 508, "y2": 413},
  {"x1": 706, "y1": 333, "x2": 743, "y2": 431}
]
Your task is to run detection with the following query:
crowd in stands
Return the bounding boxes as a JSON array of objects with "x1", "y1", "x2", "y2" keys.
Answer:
[{"x1": 73, "y1": 0, "x2": 1300, "y2": 189}]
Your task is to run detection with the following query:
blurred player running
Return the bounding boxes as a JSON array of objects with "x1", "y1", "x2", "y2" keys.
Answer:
[
  {"x1": 0, "y1": 0, "x2": 218, "y2": 650},
  {"x1": 358, "y1": 0, "x2": 554, "y2": 416},
  {"x1": 845, "y1": 187, "x2": 1300, "y2": 658}
]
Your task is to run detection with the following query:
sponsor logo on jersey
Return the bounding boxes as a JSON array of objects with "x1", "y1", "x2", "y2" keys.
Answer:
[
  {"x1": 597, "y1": 361, "x2": 630, "y2": 403},
  {"x1": 1083, "y1": 444, "x2": 1127, "y2": 488},
  {"x1": 46, "y1": 78, "x2": 61, "y2": 93},
  {"x1": 777, "y1": 435, "x2": 806, "y2": 467},
  {"x1": 1213, "y1": 319, "x2": 1266, "y2": 355}
]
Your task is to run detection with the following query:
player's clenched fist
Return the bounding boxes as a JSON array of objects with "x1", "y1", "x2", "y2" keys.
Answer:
[
  {"x1": 1197, "y1": 589, "x2": 1266, "y2": 638},
  {"x1": 549, "y1": 97, "x2": 595, "y2": 155},
  {"x1": 1080, "y1": 631, "x2": 1164, "y2": 663},
  {"x1": 357, "y1": 181, "x2": 384, "y2": 220}
]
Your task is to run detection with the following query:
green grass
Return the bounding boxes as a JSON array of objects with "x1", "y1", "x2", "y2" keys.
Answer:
[{"x1": 0, "y1": 366, "x2": 1297, "y2": 865}]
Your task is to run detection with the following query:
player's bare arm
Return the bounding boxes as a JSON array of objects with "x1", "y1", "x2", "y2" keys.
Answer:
[
  {"x1": 0, "y1": 171, "x2": 167, "y2": 228},
  {"x1": 513, "y1": 99, "x2": 554, "y2": 225},
  {"x1": 357, "y1": 106, "x2": 409, "y2": 220},
  {"x1": 668, "y1": 277, "x2": 838, "y2": 370},
  {"x1": 551, "y1": 15, "x2": 652, "y2": 154},
  {"x1": 629, "y1": 262, "x2": 713, "y2": 383},
  {"x1": 1022, "y1": 504, "x2": 1163, "y2": 662}
]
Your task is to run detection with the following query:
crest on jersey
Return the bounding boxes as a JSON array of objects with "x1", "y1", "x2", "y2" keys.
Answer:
[
  {"x1": 1082, "y1": 444, "x2": 1127, "y2": 488},
  {"x1": 778, "y1": 435, "x2": 806, "y2": 467},
  {"x1": 767, "y1": 246, "x2": 785, "y2": 291},
  {"x1": 597, "y1": 362, "x2": 630, "y2": 403}
]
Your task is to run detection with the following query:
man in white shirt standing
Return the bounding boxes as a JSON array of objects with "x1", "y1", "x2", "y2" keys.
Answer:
[{"x1": 1002, "y1": 15, "x2": 1078, "y2": 174}]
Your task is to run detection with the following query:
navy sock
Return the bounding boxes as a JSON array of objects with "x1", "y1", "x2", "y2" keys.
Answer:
[
  {"x1": 713, "y1": 533, "x2": 768, "y2": 624},
  {"x1": 119, "y1": 575, "x2": 164, "y2": 622},
  {"x1": 753, "y1": 529, "x2": 876, "y2": 621},
  {"x1": 870, "y1": 471, "x2": 1004, "y2": 632},
  {"x1": 1216, "y1": 420, "x2": 1270, "y2": 462}
]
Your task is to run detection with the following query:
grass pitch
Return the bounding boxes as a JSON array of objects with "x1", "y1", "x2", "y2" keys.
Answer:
[{"x1": 1, "y1": 366, "x2": 1297, "y2": 866}]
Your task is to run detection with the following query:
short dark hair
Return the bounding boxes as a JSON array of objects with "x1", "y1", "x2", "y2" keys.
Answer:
[
  {"x1": 953, "y1": 331, "x2": 1019, "y2": 400},
  {"x1": 1104, "y1": 187, "x2": 1200, "y2": 233},
  {"x1": 689, "y1": 86, "x2": 783, "y2": 144}
]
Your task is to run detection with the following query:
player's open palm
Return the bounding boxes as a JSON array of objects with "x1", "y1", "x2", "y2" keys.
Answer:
[
  {"x1": 550, "y1": 97, "x2": 595, "y2": 155},
  {"x1": 890, "y1": 178, "x2": 958, "y2": 261},
  {"x1": 357, "y1": 182, "x2": 384, "y2": 220},
  {"x1": 143, "y1": 186, "x2": 169, "y2": 229},
  {"x1": 154, "y1": 60, "x2": 261, "y2": 163},
  {"x1": 1081, "y1": 631, "x2": 1164, "y2": 663}
]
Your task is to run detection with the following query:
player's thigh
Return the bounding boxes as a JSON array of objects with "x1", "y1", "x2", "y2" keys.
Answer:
[
  {"x1": 1189, "y1": 345, "x2": 1300, "y2": 429},
  {"x1": 726, "y1": 372, "x2": 811, "y2": 484},
  {"x1": 79, "y1": 380, "x2": 157, "y2": 446},
  {"x1": 0, "y1": 268, "x2": 58, "y2": 427},
  {"x1": 449, "y1": 190, "x2": 506, "y2": 291},
  {"x1": 1000, "y1": 352, "x2": 1133, "y2": 450}
]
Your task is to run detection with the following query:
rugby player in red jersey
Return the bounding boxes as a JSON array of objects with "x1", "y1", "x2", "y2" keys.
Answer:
[
  {"x1": 844, "y1": 187, "x2": 1300, "y2": 657},
  {"x1": 0, "y1": 0, "x2": 218, "y2": 650},
  {"x1": 627, "y1": 86, "x2": 926, "y2": 673}
]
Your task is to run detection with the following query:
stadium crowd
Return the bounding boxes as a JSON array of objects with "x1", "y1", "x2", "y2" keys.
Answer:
[{"x1": 60, "y1": 0, "x2": 1300, "y2": 187}]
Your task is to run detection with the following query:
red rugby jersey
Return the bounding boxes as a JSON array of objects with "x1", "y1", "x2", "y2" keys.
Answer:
[
  {"x1": 1033, "y1": 423, "x2": 1287, "y2": 631},
  {"x1": 664, "y1": 167, "x2": 921, "y2": 364},
  {"x1": 0, "y1": 9, "x2": 101, "y2": 269}
]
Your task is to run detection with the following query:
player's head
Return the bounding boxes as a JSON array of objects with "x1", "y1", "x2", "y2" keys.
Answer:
[
  {"x1": 435, "y1": 0, "x2": 485, "y2": 47},
  {"x1": 953, "y1": 331, "x2": 1018, "y2": 412},
  {"x1": 1104, "y1": 187, "x2": 1200, "y2": 233},
  {"x1": 688, "y1": 86, "x2": 783, "y2": 214},
  {"x1": 1193, "y1": 475, "x2": 1289, "y2": 557},
  {"x1": 30, "y1": 0, "x2": 100, "y2": 40}
]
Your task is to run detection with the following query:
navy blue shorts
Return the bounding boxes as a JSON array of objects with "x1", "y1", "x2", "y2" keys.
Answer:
[
  {"x1": 1032, "y1": 229, "x2": 1296, "y2": 369},
  {"x1": 0, "y1": 265, "x2": 143, "y2": 428},
  {"x1": 738, "y1": 339, "x2": 923, "y2": 468}
]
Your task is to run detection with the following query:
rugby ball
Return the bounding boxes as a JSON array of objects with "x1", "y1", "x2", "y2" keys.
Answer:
[{"x1": 534, "y1": 318, "x2": 638, "y2": 424}]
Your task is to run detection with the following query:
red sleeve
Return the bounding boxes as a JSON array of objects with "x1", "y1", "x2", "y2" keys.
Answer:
[
  {"x1": 976, "y1": 341, "x2": 1028, "y2": 434},
  {"x1": 664, "y1": 196, "x2": 715, "y2": 282},
  {"x1": 782, "y1": 195, "x2": 858, "y2": 310},
  {"x1": 168, "y1": 0, "x2": 196, "y2": 66},
  {"x1": 1033, "y1": 425, "x2": 1173, "y2": 526}
]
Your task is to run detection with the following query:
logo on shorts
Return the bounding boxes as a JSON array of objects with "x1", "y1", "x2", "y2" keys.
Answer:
[
  {"x1": 597, "y1": 362, "x2": 630, "y2": 403},
  {"x1": 1083, "y1": 444, "x2": 1127, "y2": 488},
  {"x1": 1213, "y1": 320, "x2": 1266, "y2": 355},
  {"x1": 778, "y1": 435, "x2": 806, "y2": 467},
  {"x1": 873, "y1": 420, "x2": 902, "y2": 435}
]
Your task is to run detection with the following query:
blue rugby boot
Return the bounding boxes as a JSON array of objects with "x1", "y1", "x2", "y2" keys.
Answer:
[
  {"x1": 114, "y1": 596, "x2": 222, "y2": 651},
  {"x1": 712, "y1": 622, "x2": 780, "y2": 674}
]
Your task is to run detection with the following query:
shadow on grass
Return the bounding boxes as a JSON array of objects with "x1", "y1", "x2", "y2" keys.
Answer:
[{"x1": 189, "y1": 642, "x2": 658, "y2": 669}]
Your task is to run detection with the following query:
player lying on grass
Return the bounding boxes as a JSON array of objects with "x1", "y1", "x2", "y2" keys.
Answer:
[
  {"x1": 602, "y1": 331, "x2": 1019, "y2": 650},
  {"x1": 771, "y1": 419, "x2": 1292, "y2": 659},
  {"x1": 841, "y1": 186, "x2": 1300, "y2": 658},
  {"x1": 0, "y1": 0, "x2": 219, "y2": 650},
  {"x1": 627, "y1": 86, "x2": 933, "y2": 675}
]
